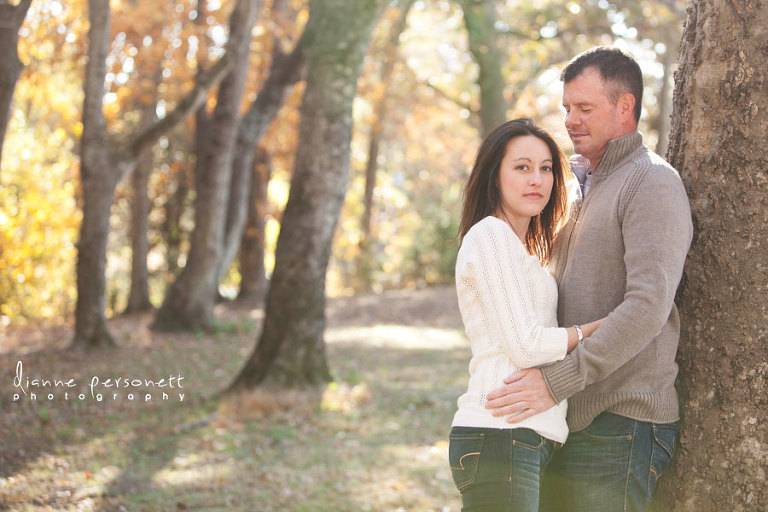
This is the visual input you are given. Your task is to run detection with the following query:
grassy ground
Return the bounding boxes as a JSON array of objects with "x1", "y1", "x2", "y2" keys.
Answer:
[{"x1": 0, "y1": 287, "x2": 467, "y2": 511}]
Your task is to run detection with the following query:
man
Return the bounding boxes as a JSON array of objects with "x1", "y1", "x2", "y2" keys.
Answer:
[{"x1": 484, "y1": 47, "x2": 693, "y2": 511}]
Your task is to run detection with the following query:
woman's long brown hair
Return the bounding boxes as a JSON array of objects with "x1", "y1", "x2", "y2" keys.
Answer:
[{"x1": 458, "y1": 118, "x2": 570, "y2": 265}]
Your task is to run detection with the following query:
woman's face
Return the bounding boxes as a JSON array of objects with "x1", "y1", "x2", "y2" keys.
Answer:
[{"x1": 496, "y1": 135, "x2": 554, "y2": 225}]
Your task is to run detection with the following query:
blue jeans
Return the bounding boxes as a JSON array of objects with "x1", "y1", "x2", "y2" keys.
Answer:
[
  {"x1": 449, "y1": 426, "x2": 559, "y2": 512},
  {"x1": 540, "y1": 412, "x2": 678, "y2": 512}
]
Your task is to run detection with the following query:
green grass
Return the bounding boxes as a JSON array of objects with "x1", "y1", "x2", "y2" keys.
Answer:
[{"x1": 0, "y1": 288, "x2": 467, "y2": 511}]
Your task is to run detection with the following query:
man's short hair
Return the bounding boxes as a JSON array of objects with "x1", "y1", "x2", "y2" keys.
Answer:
[{"x1": 560, "y1": 46, "x2": 643, "y2": 123}]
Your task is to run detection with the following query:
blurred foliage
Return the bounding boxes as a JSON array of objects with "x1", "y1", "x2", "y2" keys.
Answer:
[
  {"x1": 0, "y1": 0, "x2": 685, "y2": 325},
  {"x1": 331, "y1": 0, "x2": 685, "y2": 295},
  {"x1": 0, "y1": 0, "x2": 84, "y2": 323}
]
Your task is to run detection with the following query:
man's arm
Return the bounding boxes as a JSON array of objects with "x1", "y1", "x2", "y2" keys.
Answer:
[{"x1": 486, "y1": 168, "x2": 693, "y2": 420}]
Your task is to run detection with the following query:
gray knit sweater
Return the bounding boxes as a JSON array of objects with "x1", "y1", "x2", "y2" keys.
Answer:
[{"x1": 543, "y1": 131, "x2": 693, "y2": 432}]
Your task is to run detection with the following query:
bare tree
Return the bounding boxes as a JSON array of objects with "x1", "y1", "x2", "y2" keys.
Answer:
[
  {"x1": 216, "y1": 25, "x2": 309, "y2": 294},
  {"x1": 229, "y1": 0, "x2": 388, "y2": 389},
  {"x1": 73, "y1": 0, "x2": 232, "y2": 348},
  {"x1": 124, "y1": 93, "x2": 159, "y2": 313},
  {"x1": 358, "y1": 0, "x2": 414, "y2": 291},
  {"x1": 153, "y1": 0, "x2": 262, "y2": 331}
]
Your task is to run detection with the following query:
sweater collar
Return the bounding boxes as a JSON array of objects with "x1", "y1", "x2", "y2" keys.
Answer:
[{"x1": 593, "y1": 131, "x2": 643, "y2": 177}]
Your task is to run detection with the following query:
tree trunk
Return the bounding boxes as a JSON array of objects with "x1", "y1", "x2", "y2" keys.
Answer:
[
  {"x1": 73, "y1": 0, "x2": 118, "y2": 349},
  {"x1": 358, "y1": 0, "x2": 413, "y2": 292},
  {"x1": 0, "y1": 0, "x2": 32, "y2": 180},
  {"x1": 154, "y1": 0, "x2": 262, "y2": 331},
  {"x1": 124, "y1": 100, "x2": 157, "y2": 313},
  {"x1": 237, "y1": 147, "x2": 271, "y2": 304},
  {"x1": 72, "y1": 0, "x2": 233, "y2": 348},
  {"x1": 216, "y1": 33, "x2": 307, "y2": 290},
  {"x1": 655, "y1": 1, "x2": 768, "y2": 510},
  {"x1": 459, "y1": 0, "x2": 507, "y2": 136},
  {"x1": 229, "y1": 0, "x2": 387, "y2": 390}
]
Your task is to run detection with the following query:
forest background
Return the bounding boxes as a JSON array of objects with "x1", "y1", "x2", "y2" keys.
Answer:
[
  {"x1": 0, "y1": 0, "x2": 682, "y2": 326},
  {"x1": 1, "y1": 0, "x2": 766, "y2": 510}
]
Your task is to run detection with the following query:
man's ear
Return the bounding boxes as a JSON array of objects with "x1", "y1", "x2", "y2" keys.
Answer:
[{"x1": 618, "y1": 92, "x2": 636, "y2": 121}]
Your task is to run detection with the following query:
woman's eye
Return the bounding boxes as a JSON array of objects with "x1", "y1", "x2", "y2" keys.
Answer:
[
  {"x1": 515, "y1": 165, "x2": 529, "y2": 171},
  {"x1": 542, "y1": 166, "x2": 553, "y2": 173}
]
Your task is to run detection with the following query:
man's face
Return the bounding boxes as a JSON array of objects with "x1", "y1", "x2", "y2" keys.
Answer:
[{"x1": 562, "y1": 67, "x2": 628, "y2": 167}]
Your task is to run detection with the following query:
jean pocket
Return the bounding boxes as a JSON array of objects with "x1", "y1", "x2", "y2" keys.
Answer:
[
  {"x1": 576, "y1": 414, "x2": 635, "y2": 465},
  {"x1": 648, "y1": 423, "x2": 677, "y2": 493},
  {"x1": 511, "y1": 428, "x2": 546, "y2": 451},
  {"x1": 581, "y1": 412, "x2": 636, "y2": 441},
  {"x1": 449, "y1": 432, "x2": 485, "y2": 492}
]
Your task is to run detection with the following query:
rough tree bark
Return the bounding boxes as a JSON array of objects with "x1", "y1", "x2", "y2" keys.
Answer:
[
  {"x1": 237, "y1": 147, "x2": 271, "y2": 303},
  {"x1": 72, "y1": 0, "x2": 233, "y2": 348},
  {"x1": 153, "y1": 0, "x2": 261, "y2": 330},
  {"x1": 458, "y1": 0, "x2": 507, "y2": 136},
  {"x1": 357, "y1": 0, "x2": 414, "y2": 292},
  {"x1": 0, "y1": 0, "x2": 32, "y2": 181},
  {"x1": 654, "y1": 1, "x2": 768, "y2": 510},
  {"x1": 229, "y1": 0, "x2": 387, "y2": 389}
]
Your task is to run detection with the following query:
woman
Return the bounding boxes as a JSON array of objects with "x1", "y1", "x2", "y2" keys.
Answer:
[{"x1": 449, "y1": 118, "x2": 604, "y2": 511}]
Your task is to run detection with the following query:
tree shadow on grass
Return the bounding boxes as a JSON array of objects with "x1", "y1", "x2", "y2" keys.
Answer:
[
  {"x1": 0, "y1": 310, "x2": 250, "y2": 508},
  {"x1": 95, "y1": 400, "x2": 198, "y2": 511},
  {"x1": 0, "y1": 345, "x2": 109, "y2": 480},
  {"x1": 0, "y1": 287, "x2": 465, "y2": 510},
  {"x1": 0, "y1": 338, "x2": 465, "y2": 511},
  {"x1": 279, "y1": 335, "x2": 468, "y2": 511},
  {"x1": 0, "y1": 381, "x2": 205, "y2": 509}
]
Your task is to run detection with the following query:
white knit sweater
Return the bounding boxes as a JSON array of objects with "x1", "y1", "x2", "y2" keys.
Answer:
[{"x1": 452, "y1": 216, "x2": 569, "y2": 443}]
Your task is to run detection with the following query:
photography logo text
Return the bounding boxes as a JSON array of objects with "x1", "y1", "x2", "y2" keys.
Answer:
[{"x1": 11, "y1": 360, "x2": 186, "y2": 403}]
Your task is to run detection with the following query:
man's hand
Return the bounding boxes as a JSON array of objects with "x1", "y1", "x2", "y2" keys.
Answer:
[{"x1": 484, "y1": 368, "x2": 556, "y2": 423}]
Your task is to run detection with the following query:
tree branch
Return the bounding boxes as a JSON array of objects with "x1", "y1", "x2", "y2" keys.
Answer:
[
  {"x1": 0, "y1": 0, "x2": 32, "y2": 28},
  {"x1": 237, "y1": 27, "x2": 308, "y2": 145},
  {"x1": 403, "y1": 65, "x2": 476, "y2": 113},
  {"x1": 18, "y1": 0, "x2": 33, "y2": 18},
  {"x1": 124, "y1": 52, "x2": 234, "y2": 159}
]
